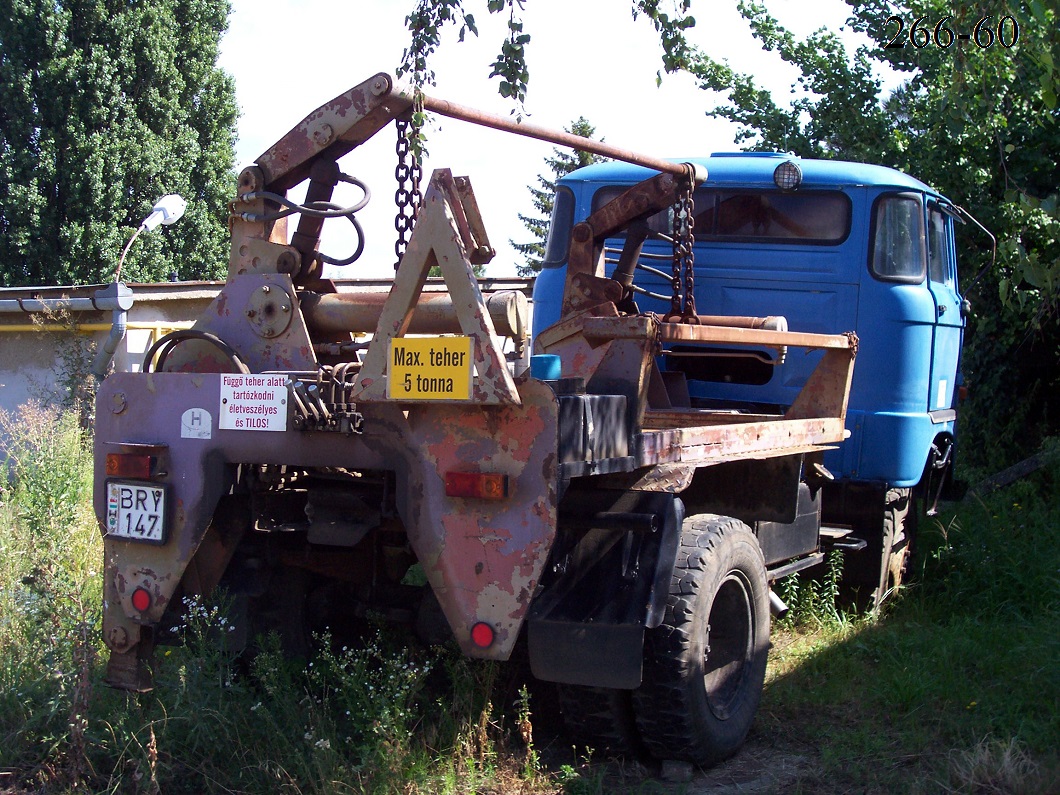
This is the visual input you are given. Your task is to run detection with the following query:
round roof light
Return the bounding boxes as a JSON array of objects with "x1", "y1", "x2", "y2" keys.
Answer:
[{"x1": 773, "y1": 160, "x2": 803, "y2": 191}]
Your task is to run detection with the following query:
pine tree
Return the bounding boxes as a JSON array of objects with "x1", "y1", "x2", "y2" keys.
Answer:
[
  {"x1": 511, "y1": 117, "x2": 605, "y2": 278},
  {"x1": 0, "y1": 0, "x2": 238, "y2": 286}
]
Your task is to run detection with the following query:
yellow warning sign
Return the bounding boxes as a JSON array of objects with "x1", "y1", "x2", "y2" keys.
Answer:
[{"x1": 388, "y1": 336, "x2": 472, "y2": 400}]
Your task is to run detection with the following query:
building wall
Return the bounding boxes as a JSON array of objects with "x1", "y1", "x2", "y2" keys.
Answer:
[{"x1": 0, "y1": 282, "x2": 220, "y2": 416}]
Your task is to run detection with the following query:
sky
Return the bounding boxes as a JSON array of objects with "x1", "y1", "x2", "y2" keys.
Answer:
[{"x1": 217, "y1": 0, "x2": 872, "y2": 278}]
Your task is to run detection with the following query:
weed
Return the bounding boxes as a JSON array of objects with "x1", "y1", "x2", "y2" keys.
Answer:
[
  {"x1": 305, "y1": 632, "x2": 433, "y2": 786},
  {"x1": 945, "y1": 737, "x2": 1049, "y2": 795},
  {"x1": 24, "y1": 304, "x2": 98, "y2": 427},
  {"x1": 0, "y1": 403, "x2": 101, "y2": 788},
  {"x1": 776, "y1": 549, "x2": 847, "y2": 628},
  {"x1": 517, "y1": 683, "x2": 540, "y2": 780}
]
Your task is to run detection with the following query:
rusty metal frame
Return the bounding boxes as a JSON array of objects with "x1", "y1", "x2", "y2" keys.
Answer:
[{"x1": 539, "y1": 310, "x2": 857, "y2": 469}]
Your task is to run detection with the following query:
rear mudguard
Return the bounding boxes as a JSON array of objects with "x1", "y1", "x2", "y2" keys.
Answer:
[{"x1": 527, "y1": 489, "x2": 685, "y2": 689}]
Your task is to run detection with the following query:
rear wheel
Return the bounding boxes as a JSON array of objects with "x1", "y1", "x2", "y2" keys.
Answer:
[{"x1": 632, "y1": 515, "x2": 769, "y2": 767}]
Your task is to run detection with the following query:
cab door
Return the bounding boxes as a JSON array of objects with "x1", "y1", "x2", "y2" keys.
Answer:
[{"x1": 925, "y1": 202, "x2": 964, "y2": 414}]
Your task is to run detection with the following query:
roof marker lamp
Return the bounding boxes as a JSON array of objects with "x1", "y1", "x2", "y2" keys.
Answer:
[{"x1": 773, "y1": 160, "x2": 803, "y2": 191}]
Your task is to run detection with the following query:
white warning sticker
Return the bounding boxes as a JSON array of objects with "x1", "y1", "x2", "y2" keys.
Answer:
[
  {"x1": 219, "y1": 374, "x2": 288, "y2": 431},
  {"x1": 181, "y1": 408, "x2": 213, "y2": 439}
]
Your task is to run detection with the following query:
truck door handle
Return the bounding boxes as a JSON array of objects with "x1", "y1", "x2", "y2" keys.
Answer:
[{"x1": 938, "y1": 305, "x2": 947, "y2": 315}]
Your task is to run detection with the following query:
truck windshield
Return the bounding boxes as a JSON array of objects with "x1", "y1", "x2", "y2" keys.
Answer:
[{"x1": 591, "y1": 187, "x2": 851, "y2": 244}]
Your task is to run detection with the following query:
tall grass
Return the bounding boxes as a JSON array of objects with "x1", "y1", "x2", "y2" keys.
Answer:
[{"x1": 0, "y1": 403, "x2": 100, "y2": 787}]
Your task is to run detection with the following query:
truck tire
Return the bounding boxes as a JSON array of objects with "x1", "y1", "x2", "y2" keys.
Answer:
[
  {"x1": 632, "y1": 515, "x2": 769, "y2": 767},
  {"x1": 557, "y1": 685, "x2": 642, "y2": 757},
  {"x1": 876, "y1": 487, "x2": 914, "y2": 607},
  {"x1": 839, "y1": 486, "x2": 914, "y2": 608}
]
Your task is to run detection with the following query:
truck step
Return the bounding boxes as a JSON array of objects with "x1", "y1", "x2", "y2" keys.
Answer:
[
  {"x1": 767, "y1": 552, "x2": 825, "y2": 580},
  {"x1": 819, "y1": 525, "x2": 867, "y2": 552},
  {"x1": 830, "y1": 537, "x2": 868, "y2": 552},
  {"x1": 819, "y1": 525, "x2": 854, "y2": 539}
]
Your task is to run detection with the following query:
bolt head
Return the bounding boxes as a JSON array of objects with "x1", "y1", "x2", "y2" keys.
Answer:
[{"x1": 107, "y1": 626, "x2": 129, "y2": 650}]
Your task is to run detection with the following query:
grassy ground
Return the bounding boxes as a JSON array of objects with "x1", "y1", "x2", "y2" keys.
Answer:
[
  {"x1": 754, "y1": 472, "x2": 1060, "y2": 794},
  {"x1": 0, "y1": 402, "x2": 1057, "y2": 793}
]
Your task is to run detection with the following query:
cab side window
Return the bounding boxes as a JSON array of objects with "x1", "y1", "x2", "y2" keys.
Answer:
[
  {"x1": 927, "y1": 206, "x2": 955, "y2": 287},
  {"x1": 541, "y1": 187, "x2": 575, "y2": 268},
  {"x1": 870, "y1": 193, "x2": 926, "y2": 283}
]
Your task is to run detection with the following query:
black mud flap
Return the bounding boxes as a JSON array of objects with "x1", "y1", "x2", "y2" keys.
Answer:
[
  {"x1": 528, "y1": 621, "x2": 644, "y2": 689},
  {"x1": 527, "y1": 490, "x2": 684, "y2": 689}
]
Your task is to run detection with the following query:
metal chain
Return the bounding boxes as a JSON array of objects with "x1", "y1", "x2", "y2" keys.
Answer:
[
  {"x1": 393, "y1": 118, "x2": 423, "y2": 269},
  {"x1": 670, "y1": 164, "x2": 697, "y2": 320},
  {"x1": 668, "y1": 197, "x2": 684, "y2": 318}
]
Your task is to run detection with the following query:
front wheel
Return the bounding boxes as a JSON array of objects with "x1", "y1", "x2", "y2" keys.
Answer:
[
  {"x1": 632, "y1": 515, "x2": 770, "y2": 767},
  {"x1": 877, "y1": 487, "x2": 915, "y2": 606},
  {"x1": 840, "y1": 486, "x2": 916, "y2": 608}
]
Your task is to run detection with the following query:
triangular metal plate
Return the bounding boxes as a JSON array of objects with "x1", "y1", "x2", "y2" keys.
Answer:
[{"x1": 354, "y1": 169, "x2": 520, "y2": 405}]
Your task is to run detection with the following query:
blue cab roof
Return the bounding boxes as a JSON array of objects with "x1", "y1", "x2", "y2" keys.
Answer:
[{"x1": 561, "y1": 153, "x2": 941, "y2": 196}]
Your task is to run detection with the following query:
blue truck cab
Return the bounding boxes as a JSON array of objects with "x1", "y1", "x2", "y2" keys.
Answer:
[{"x1": 532, "y1": 153, "x2": 966, "y2": 602}]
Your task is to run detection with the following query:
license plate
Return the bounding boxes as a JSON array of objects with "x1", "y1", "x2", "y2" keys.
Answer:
[{"x1": 106, "y1": 481, "x2": 167, "y2": 543}]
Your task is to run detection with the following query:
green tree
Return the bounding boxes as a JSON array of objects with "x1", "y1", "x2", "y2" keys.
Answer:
[
  {"x1": 685, "y1": 0, "x2": 1059, "y2": 469},
  {"x1": 0, "y1": 0, "x2": 238, "y2": 287},
  {"x1": 511, "y1": 117, "x2": 606, "y2": 277},
  {"x1": 399, "y1": 0, "x2": 697, "y2": 104}
]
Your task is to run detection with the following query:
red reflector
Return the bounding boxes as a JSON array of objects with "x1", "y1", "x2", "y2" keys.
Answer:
[
  {"x1": 445, "y1": 471, "x2": 509, "y2": 500},
  {"x1": 131, "y1": 587, "x2": 152, "y2": 613},
  {"x1": 107, "y1": 453, "x2": 153, "y2": 479},
  {"x1": 470, "y1": 622, "x2": 494, "y2": 649}
]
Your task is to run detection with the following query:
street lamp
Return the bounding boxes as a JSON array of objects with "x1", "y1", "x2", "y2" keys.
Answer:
[
  {"x1": 114, "y1": 194, "x2": 187, "y2": 281},
  {"x1": 95, "y1": 194, "x2": 187, "y2": 379}
]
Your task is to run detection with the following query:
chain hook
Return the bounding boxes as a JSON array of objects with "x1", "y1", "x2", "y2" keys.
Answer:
[
  {"x1": 393, "y1": 101, "x2": 424, "y2": 270},
  {"x1": 662, "y1": 163, "x2": 698, "y2": 324}
]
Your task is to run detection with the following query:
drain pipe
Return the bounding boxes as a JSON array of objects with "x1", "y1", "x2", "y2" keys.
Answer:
[{"x1": 91, "y1": 282, "x2": 135, "y2": 379}]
